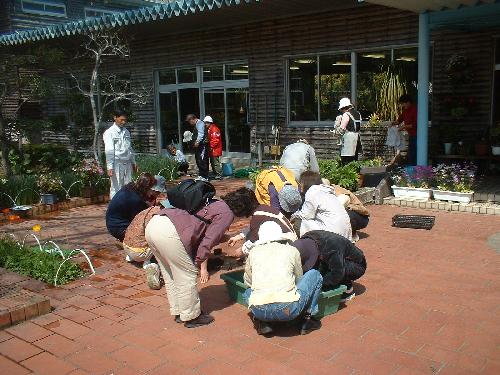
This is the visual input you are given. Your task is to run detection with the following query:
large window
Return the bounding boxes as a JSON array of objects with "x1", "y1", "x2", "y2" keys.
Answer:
[
  {"x1": 156, "y1": 63, "x2": 249, "y2": 153},
  {"x1": 287, "y1": 46, "x2": 420, "y2": 124},
  {"x1": 22, "y1": 0, "x2": 66, "y2": 17}
]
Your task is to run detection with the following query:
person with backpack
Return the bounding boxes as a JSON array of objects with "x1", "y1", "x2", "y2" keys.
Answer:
[
  {"x1": 186, "y1": 114, "x2": 209, "y2": 181},
  {"x1": 334, "y1": 98, "x2": 363, "y2": 165},
  {"x1": 279, "y1": 139, "x2": 320, "y2": 182},
  {"x1": 254, "y1": 166, "x2": 298, "y2": 211},
  {"x1": 144, "y1": 179, "x2": 245, "y2": 328},
  {"x1": 203, "y1": 115, "x2": 223, "y2": 179}
]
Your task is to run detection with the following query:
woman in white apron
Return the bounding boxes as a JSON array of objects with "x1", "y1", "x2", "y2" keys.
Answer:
[{"x1": 334, "y1": 98, "x2": 362, "y2": 165}]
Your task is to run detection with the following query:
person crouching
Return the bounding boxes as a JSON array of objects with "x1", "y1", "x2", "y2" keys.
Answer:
[{"x1": 243, "y1": 221, "x2": 323, "y2": 336}]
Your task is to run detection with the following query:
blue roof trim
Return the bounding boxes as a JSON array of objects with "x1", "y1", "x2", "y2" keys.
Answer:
[{"x1": 0, "y1": 0, "x2": 258, "y2": 46}]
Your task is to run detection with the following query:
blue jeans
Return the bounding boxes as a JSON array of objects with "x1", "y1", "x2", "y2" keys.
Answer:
[{"x1": 243, "y1": 269, "x2": 323, "y2": 322}]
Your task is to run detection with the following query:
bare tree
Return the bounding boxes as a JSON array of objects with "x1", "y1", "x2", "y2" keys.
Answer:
[{"x1": 68, "y1": 30, "x2": 150, "y2": 161}]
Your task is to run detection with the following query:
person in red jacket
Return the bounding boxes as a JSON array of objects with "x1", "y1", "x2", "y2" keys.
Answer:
[{"x1": 204, "y1": 115, "x2": 223, "y2": 179}]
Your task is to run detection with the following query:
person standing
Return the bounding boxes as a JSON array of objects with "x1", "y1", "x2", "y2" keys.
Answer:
[
  {"x1": 204, "y1": 115, "x2": 223, "y2": 179},
  {"x1": 279, "y1": 139, "x2": 320, "y2": 182},
  {"x1": 103, "y1": 109, "x2": 137, "y2": 198},
  {"x1": 334, "y1": 98, "x2": 362, "y2": 165},
  {"x1": 393, "y1": 94, "x2": 418, "y2": 165},
  {"x1": 186, "y1": 114, "x2": 209, "y2": 181}
]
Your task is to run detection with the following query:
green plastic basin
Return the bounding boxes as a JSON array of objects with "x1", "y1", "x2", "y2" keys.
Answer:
[{"x1": 220, "y1": 270, "x2": 347, "y2": 318}]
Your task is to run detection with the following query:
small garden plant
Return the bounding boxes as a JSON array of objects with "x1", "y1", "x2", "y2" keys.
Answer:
[
  {"x1": 72, "y1": 158, "x2": 104, "y2": 187},
  {"x1": 392, "y1": 166, "x2": 435, "y2": 189},
  {"x1": 0, "y1": 236, "x2": 85, "y2": 285},
  {"x1": 433, "y1": 163, "x2": 477, "y2": 193}
]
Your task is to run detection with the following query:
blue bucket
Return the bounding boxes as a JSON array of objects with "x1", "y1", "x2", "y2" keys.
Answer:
[{"x1": 222, "y1": 162, "x2": 234, "y2": 177}]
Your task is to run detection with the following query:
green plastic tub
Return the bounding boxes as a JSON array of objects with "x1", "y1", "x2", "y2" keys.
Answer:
[{"x1": 220, "y1": 270, "x2": 347, "y2": 318}]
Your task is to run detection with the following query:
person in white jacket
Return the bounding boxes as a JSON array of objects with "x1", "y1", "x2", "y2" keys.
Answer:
[
  {"x1": 291, "y1": 171, "x2": 352, "y2": 241},
  {"x1": 279, "y1": 139, "x2": 319, "y2": 182},
  {"x1": 103, "y1": 109, "x2": 137, "y2": 198}
]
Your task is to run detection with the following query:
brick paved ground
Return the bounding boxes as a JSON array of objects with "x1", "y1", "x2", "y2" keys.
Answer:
[{"x1": 0, "y1": 178, "x2": 499, "y2": 375}]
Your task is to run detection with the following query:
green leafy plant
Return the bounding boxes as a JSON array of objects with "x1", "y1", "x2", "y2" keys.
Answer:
[
  {"x1": 135, "y1": 154, "x2": 178, "y2": 181},
  {"x1": 0, "y1": 237, "x2": 85, "y2": 285},
  {"x1": 319, "y1": 158, "x2": 362, "y2": 191},
  {"x1": 377, "y1": 64, "x2": 407, "y2": 120},
  {"x1": 37, "y1": 172, "x2": 62, "y2": 194}
]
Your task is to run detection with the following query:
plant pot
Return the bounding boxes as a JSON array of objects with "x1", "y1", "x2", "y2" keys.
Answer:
[
  {"x1": 81, "y1": 186, "x2": 97, "y2": 198},
  {"x1": 475, "y1": 143, "x2": 489, "y2": 156},
  {"x1": 40, "y1": 194, "x2": 57, "y2": 205},
  {"x1": 432, "y1": 189, "x2": 473, "y2": 203},
  {"x1": 443, "y1": 143, "x2": 453, "y2": 155},
  {"x1": 491, "y1": 145, "x2": 500, "y2": 156},
  {"x1": 392, "y1": 186, "x2": 433, "y2": 200}
]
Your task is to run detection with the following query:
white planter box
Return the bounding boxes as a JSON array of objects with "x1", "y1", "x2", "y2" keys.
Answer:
[
  {"x1": 432, "y1": 190, "x2": 473, "y2": 203},
  {"x1": 392, "y1": 186, "x2": 432, "y2": 200}
]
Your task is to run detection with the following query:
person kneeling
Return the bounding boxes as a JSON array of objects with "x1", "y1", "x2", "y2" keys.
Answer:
[{"x1": 243, "y1": 222, "x2": 323, "y2": 336}]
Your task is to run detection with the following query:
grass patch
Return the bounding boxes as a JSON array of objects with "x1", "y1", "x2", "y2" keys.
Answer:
[
  {"x1": 135, "y1": 154, "x2": 178, "y2": 181},
  {"x1": 0, "y1": 237, "x2": 85, "y2": 285}
]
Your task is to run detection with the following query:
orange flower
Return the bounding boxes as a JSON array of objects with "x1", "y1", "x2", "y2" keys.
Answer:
[
  {"x1": 32, "y1": 224, "x2": 42, "y2": 232},
  {"x1": 2, "y1": 208, "x2": 10, "y2": 214}
]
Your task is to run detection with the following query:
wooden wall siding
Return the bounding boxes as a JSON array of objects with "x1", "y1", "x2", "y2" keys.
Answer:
[
  {"x1": 431, "y1": 28, "x2": 497, "y2": 143},
  {"x1": 0, "y1": 1, "x2": 11, "y2": 34}
]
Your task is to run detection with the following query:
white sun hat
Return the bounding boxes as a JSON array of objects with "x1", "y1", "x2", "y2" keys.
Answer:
[
  {"x1": 338, "y1": 97, "x2": 353, "y2": 110},
  {"x1": 203, "y1": 115, "x2": 214, "y2": 123}
]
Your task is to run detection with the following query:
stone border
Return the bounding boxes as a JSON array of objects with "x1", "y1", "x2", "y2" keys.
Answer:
[
  {"x1": 2, "y1": 195, "x2": 109, "y2": 220},
  {"x1": 383, "y1": 196, "x2": 500, "y2": 215}
]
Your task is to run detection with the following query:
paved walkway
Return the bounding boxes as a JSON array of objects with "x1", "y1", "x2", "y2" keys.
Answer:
[{"x1": 0, "y1": 179, "x2": 499, "y2": 375}]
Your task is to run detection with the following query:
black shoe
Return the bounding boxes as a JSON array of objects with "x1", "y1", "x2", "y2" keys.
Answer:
[
  {"x1": 252, "y1": 317, "x2": 273, "y2": 336},
  {"x1": 184, "y1": 313, "x2": 214, "y2": 328},
  {"x1": 174, "y1": 315, "x2": 182, "y2": 324},
  {"x1": 300, "y1": 315, "x2": 321, "y2": 335}
]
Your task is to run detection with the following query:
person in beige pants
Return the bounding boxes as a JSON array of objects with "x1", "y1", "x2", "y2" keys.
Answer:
[{"x1": 144, "y1": 198, "x2": 238, "y2": 328}]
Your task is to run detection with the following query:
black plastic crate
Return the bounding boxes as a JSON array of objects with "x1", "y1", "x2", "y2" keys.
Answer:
[{"x1": 392, "y1": 214, "x2": 435, "y2": 230}]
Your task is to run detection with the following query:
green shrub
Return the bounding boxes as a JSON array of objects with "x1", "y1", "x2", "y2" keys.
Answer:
[
  {"x1": 0, "y1": 175, "x2": 38, "y2": 208},
  {"x1": 0, "y1": 237, "x2": 85, "y2": 285},
  {"x1": 135, "y1": 154, "x2": 178, "y2": 181},
  {"x1": 319, "y1": 158, "x2": 362, "y2": 192}
]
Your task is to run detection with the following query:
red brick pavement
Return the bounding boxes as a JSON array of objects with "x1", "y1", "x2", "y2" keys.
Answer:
[{"x1": 0, "y1": 178, "x2": 498, "y2": 374}]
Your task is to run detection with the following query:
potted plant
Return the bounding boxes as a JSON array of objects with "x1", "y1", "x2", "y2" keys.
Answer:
[
  {"x1": 490, "y1": 126, "x2": 500, "y2": 156},
  {"x1": 432, "y1": 163, "x2": 476, "y2": 203},
  {"x1": 37, "y1": 172, "x2": 62, "y2": 205},
  {"x1": 73, "y1": 158, "x2": 104, "y2": 198},
  {"x1": 391, "y1": 166, "x2": 434, "y2": 199},
  {"x1": 439, "y1": 124, "x2": 455, "y2": 155}
]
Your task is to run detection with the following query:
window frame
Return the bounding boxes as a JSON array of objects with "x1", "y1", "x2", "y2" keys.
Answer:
[
  {"x1": 285, "y1": 44, "x2": 420, "y2": 127},
  {"x1": 84, "y1": 7, "x2": 116, "y2": 19},
  {"x1": 21, "y1": 0, "x2": 67, "y2": 18}
]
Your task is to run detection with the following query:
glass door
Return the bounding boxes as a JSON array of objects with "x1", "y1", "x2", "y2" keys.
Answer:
[
  {"x1": 159, "y1": 92, "x2": 179, "y2": 149},
  {"x1": 178, "y1": 88, "x2": 200, "y2": 153},
  {"x1": 226, "y1": 89, "x2": 250, "y2": 152},
  {"x1": 203, "y1": 88, "x2": 227, "y2": 152}
]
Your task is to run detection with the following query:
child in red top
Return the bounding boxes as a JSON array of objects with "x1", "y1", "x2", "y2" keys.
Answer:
[{"x1": 203, "y1": 116, "x2": 223, "y2": 178}]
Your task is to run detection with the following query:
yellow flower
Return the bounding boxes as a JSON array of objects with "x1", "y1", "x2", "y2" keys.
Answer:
[{"x1": 32, "y1": 224, "x2": 42, "y2": 232}]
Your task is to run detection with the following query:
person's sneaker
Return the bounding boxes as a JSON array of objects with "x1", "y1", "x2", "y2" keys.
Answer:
[
  {"x1": 125, "y1": 254, "x2": 132, "y2": 262},
  {"x1": 194, "y1": 176, "x2": 209, "y2": 182},
  {"x1": 352, "y1": 232, "x2": 360, "y2": 243},
  {"x1": 252, "y1": 317, "x2": 273, "y2": 336},
  {"x1": 184, "y1": 313, "x2": 214, "y2": 328},
  {"x1": 144, "y1": 263, "x2": 161, "y2": 290},
  {"x1": 174, "y1": 315, "x2": 182, "y2": 323},
  {"x1": 300, "y1": 314, "x2": 322, "y2": 335},
  {"x1": 340, "y1": 286, "x2": 356, "y2": 303}
]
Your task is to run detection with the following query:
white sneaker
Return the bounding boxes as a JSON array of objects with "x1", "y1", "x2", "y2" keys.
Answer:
[
  {"x1": 125, "y1": 255, "x2": 132, "y2": 262},
  {"x1": 352, "y1": 232, "x2": 360, "y2": 243},
  {"x1": 194, "y1": 176, "x2": 209, "y2": 182},
  {"x1": 144, "y1": 263, "x2": 161, "y2": 290}
]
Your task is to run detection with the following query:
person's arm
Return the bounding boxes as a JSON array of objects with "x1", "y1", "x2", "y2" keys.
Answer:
[
  {"x1": 308, "y1": 147, "x2": 320, "y2": 173},
  {"x1": 322, "y1": 250, "x2": 345, "y2": 288},
  {"x1": 199, "y1": 259, "x2": 209, "y2": 284},
  {"x1": 127, "y1": 130, "x2": 136, "y2": 166},
  {"x1": 268, "y1": 183, "x2": 281, "y2": 210},
  {"x1": 103, "y1": 130, "x2": 115, "y2": 174},
  {"x1": 292, "y1": 190, "x2": 318, "y2": 221},
  {"x1": 293, "y1": 249, "x2": 304, "y2": 283},
  {"x1": 243, "y1": 252, "x2": 252, "y2": 287},
  {"x1": 195, "y1": 121, "x2": 204, "y2": 145},
  {"x1": 194, "y1": 209, "x2": 234, "y2": 267},
  {"x1": 340, "y1": 113, "x2": 350, "y2": 129}
]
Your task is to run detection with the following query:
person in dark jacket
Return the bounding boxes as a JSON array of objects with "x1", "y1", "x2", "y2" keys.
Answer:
[
  {"x1": 292, "y1": 230, "x2": 367, "y2": 302},
  {"x1": 106, "y1": 173, "x2": 166, "y2": 242}
]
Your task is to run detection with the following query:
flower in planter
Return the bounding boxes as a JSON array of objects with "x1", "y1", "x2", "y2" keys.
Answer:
[
  {"x1": 72, "y1": 158, "x2": 104, "y2": 187},
  {"x1": 433, "y1": 163, "x2": 477, "y2": 193},
  {"x1": 392, "y1": 166, "x2": 434, "y2": 189},
  {"x1": 37, "y1": 172, "x2": 63, "y2": 194}
]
